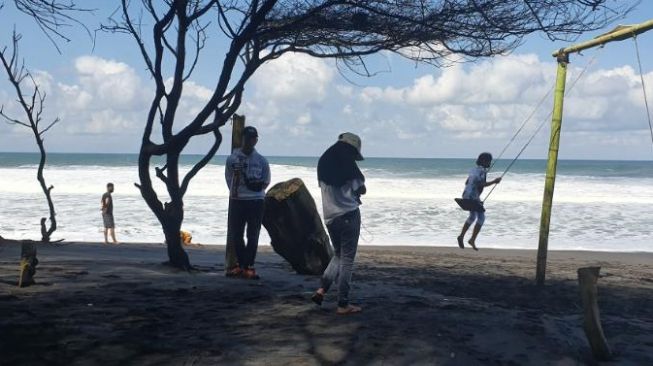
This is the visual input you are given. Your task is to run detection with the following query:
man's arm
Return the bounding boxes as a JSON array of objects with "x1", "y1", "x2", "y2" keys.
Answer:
[{"x1": 483, "y1": 177, "x2": 502, "y2": 187}]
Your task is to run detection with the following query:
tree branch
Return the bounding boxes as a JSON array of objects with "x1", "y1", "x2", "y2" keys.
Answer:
[{"x1": 180, "y1": 128, "x2": 222, "y2": 196}]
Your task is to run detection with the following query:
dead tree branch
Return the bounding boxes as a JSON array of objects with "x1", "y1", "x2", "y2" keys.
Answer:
[{"x1": 0, "y1": 31, "x2": 59, "y2": 242}]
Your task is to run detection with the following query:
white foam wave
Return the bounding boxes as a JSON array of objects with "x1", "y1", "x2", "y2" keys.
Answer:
[{"x1": 1, "y1": 163, "x2": 651, "y2": 251}]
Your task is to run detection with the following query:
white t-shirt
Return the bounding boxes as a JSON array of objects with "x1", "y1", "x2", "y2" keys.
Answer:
[
  {"x1": 319, "y1": 178, "x2": 364, "y2": 224},
  {"x1": 462, "y1": 166, "x2": 487, "y2": 201},
  {"x1": 225, "y1": 148, "x2": 271, "y2": 200}
]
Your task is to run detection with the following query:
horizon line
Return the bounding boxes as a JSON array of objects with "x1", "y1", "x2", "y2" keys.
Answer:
[{"x1": 1, "y1": 150, "x2": 652, "y2": 162}]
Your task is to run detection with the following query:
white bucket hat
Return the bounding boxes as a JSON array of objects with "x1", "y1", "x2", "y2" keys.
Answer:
[{"x1": 338, "y1": 132, "x2": 364, "y2": 161}]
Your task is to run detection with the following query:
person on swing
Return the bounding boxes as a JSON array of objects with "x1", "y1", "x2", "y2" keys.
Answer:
[{"x1": 457, "y1": 152, "x2": 501, "y2": 251}]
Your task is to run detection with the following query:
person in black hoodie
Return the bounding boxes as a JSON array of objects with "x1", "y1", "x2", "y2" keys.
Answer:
[{"x1": 311, "y1": 132, "x2": 366, "y2": 315}]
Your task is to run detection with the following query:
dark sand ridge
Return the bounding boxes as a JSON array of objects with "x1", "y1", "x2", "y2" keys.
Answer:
[{"x1": 1, "y1": 241, "x2": 652, "y2": 365}]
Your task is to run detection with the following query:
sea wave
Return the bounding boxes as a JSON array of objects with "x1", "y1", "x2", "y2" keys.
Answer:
[{"x1": 0, "y1": 161, "x2": 651, "y2": 251}]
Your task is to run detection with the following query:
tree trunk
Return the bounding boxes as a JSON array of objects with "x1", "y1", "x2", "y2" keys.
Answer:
[
  {"x1": 36, "y1": 138, "x2": 56, "y2": 242},
  {"x1": 138, "y1": 147, "x2": 192, "y2": 270},
  {"x1": 578, "y1": 266, "x2": 612, "y2": 361},
  {"x1": 163, "y1": 220, "x2": 191, "y2": 270},
  {"x1": 18, "y1": 241, "x2": 38, "y2": 287},
  {"x1": 262, "y1": 178, "x2": 333, "y2": 275}
]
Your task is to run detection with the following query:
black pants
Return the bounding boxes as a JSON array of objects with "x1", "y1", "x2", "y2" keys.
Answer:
[
  {"x1": 321, "y1": 209, "x2": 361, "y2": 307},
  {"x1": 227, "y1": 199, "x2": 264, "y2": 269}
]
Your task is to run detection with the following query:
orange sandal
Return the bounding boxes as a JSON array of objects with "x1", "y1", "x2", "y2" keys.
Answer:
[
  {"x1": 226, "y1": 266, "x2": 243, "y2": 277},
  {"x1": 242, "y1": 268, "x2": 260, "y2": 280}
]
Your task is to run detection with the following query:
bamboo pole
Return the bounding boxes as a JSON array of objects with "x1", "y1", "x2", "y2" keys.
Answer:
[
  {"x1": 536, "y1": 18, "x2": 653, "y2": 286},
  {"x1": 225, "y1": 114, "x2": 245, "y2": 273},
  {"x1": 536, "y1": 54, "x2": 568, "y2": 286},
  {"x1": 553, "y1": 19, "x2": 653, "y2": 58}
]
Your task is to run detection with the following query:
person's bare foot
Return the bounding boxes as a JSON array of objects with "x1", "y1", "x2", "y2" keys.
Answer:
[
  {"x1": 457, "y1": 235, "x2": 464, "y2": 249},
  {"x1": 468, "y1": 240, "x2": 478, "y2": 251},
  {"x1": 336, "y1": 304, "x2": 362, "y2": 315}
]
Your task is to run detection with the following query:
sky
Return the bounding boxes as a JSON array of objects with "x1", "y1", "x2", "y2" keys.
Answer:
[{"x1": 1, "y1": 1, "x2": 653, "y2": 160}]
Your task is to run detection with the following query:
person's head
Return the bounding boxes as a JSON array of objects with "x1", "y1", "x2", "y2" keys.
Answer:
[
  {"x1": 476, "y1": 152, "x2": 492, "y2": 168},
  {"x1": 337, "y1": 132, "x2": 364, "y2": 161},
  {"x1": 241, "y1": 126, "x2": 258, "y2": 153},
  {"x1": 107, "y1": 183, "x2": 114, "y2": 193}
]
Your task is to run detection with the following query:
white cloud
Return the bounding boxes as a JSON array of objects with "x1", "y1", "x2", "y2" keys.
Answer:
[
  {"x1": 252, "y1": 52, "x2": 333, "y2": 102},
  {"x1": 72, "y1": 56, "x2": 146, "y2": 111},
  {"x1": 242, "y1": 52, "x2": 335, "y2": 137},
  {"x1": 348, "y1": 53, "x2": 653, "y2": 142},
  {"x1": 2, "y1": 52, "x2": 653, "y2": 159}
]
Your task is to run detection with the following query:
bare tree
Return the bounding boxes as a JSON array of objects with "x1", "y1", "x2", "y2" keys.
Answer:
[
  {"x1": 103, "y1": 0, "x2": 636, "y2": 269},
  {"x1": 0, "y1": 32, "x2": 59, "y2": 242}
]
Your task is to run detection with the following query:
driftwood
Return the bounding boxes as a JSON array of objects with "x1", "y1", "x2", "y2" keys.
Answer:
[
  {"x1": 578, "y1": 266, "x2": 612, "y2": 361},
  {"x1": 263, "y1": 178, "x2": 333, "y2": 275},
  {"x1": 18, "y1": 241, "x2": 38, "y2": 288}
]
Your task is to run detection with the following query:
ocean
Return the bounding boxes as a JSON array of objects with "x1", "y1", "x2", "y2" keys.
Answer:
[{"x1": 0, "y1": 152, "x2": 651, "y2": 252}]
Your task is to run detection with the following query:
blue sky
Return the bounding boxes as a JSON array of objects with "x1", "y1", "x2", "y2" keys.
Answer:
[{"x1": 1, "y1": 1, "x2": 653, "y2": 159}]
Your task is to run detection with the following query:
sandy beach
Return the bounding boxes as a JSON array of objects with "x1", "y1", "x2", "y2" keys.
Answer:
[{"x1": 1, "y1": 240, "x2": 652, "y2": 365}]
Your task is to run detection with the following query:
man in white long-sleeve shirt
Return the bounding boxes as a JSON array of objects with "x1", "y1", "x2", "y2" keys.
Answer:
[{"x1": 225, "y1": 126, "x2": 270, "y2": 279}]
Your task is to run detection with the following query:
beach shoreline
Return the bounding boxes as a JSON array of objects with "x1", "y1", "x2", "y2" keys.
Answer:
[{"x1": 1, "y1": 240, "x2": 652, "y2": 365}]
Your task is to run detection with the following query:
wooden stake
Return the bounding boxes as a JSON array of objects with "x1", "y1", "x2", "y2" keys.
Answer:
[
  {"x1": 536, "y1": 54, "x2": 568, "y2": 286},
  {"x1": 231, "y1": 114, "x2": 245, "y2": 152},
  {"x1": 18, "y1": 241, "x2": 38, "y2": 287},
  {"x1": 578, "y1": 267, "x2": 612, "y2": 361},
  {"x1": 225, "y1": 114, "x2": 245, "y2": 272}
]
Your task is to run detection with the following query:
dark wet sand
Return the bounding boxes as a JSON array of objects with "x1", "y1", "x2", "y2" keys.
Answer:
[{"x1": 1, "y1": 240, "x2": 652, "y2": 365}]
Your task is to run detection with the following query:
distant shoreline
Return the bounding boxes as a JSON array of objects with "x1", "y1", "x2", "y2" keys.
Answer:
[
  {"x1": 2, "y1": 150, "x2": 653, "y2": 162},
  {"x1": 3, "y1": 238, "x2": 653, "y2": 258}
]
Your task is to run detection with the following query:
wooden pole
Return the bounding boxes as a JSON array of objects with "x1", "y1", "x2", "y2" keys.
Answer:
[
  {"x1": 231, "y1": 114, "x2": 245, "y2": 152},
  {"x1": 578, "y1": 267, "x2": 612, "y2": 361},
  {"x1": 225, "y1": 114, "x2": 245, "y2": 272},
  {"x1": 536, "y1": 54, "x2": 568, "y2": 286}
]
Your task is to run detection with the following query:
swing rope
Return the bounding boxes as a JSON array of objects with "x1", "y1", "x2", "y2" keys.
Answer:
[
  {"x1": 489, "y1": 84, "x2": 554, "y2": 171},
  {"x1": 482, "y1": 46, "x2": 604, "y2": 202},
  {"x1": 633, "y1": 34, "x2": 653, "y2": 152}
]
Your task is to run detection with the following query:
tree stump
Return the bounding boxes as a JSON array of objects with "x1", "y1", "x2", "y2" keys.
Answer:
[
  {"x1": 18, "y1": 241, "x2": 38, "y2": 287},
  {"x1": 263, "y1": 178, "x2": 333, "y2": 275},
  {"x1": 578, "y1": 266, "x2": 612, "y2": 361}
]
